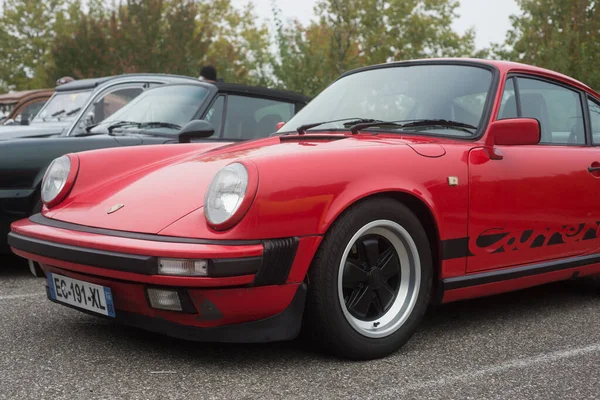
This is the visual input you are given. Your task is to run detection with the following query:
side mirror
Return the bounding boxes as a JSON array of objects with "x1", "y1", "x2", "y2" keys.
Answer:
[
  {"x1": 487, "y1": 118, "x2": 540, "y2": 146},
  {"x1": 177, "y1": 120, "x2": 215, "y2": 143},
  {"x1": 84, "y1": 111, "x2": 95, "y2": 127},
  {"x1": 276, "y1": 121, "x2": 286, "y2": 130}
]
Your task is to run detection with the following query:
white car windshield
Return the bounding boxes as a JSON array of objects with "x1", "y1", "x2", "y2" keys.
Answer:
[
  {"x1": 33, "y1": 90, "x2": 92, "y2": 122},
  {"x1": 278, "y1": 64, "x2": 494, "y2": 137}
]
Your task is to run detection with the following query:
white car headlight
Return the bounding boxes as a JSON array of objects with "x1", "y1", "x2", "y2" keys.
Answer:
[
  {"x1": 204, "y1": 163, "x2": 249, "y2": 226},
  {"x1": 41, "y1": 156, "x2": 71, "y2": 204}
]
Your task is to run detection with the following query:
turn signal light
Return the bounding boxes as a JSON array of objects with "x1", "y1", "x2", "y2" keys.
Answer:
[{"x1": 158, "y1": 258, "x2": 208, "y2": 276}]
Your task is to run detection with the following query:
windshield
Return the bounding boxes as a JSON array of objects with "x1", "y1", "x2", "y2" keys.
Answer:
[
  {"x1": 279, "y1": 64, "x2": 494, "y2": 137},
  {"x1": 99, "y1": 85, "x2": 210, "y2": 129},
  {"x1": 33, "y1": 90, "x2": 92, "y2": 122}
]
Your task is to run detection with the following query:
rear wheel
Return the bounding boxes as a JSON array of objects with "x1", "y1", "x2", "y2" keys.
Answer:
[{"x1": 304, "y1": 198, "x2": 432, "y2": 360}]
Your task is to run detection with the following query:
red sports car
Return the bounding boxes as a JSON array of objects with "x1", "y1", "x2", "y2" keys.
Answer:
[{"x1": 8, "y1": 59, "x2": 600, "y2": 360}]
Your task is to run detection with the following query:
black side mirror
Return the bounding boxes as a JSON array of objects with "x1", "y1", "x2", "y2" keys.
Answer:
[{"x1": 177, "y1": 120, "x2": 215, "y2": 143}]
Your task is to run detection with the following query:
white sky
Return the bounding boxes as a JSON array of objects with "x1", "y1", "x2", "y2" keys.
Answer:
[{"x1": 233, "y1": 0, "x2": 520, "y2": 50}]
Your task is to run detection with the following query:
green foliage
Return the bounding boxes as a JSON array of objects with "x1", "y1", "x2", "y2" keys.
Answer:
[
  {"x1": 0, "y1": 0, "x2": 479, "y2": 96},
  {"x1": 491, "y1": 0, "x2": 600, "y2": 91},
  {"x1": 0, "y1": 0, "x2": 72, "y2": 90},
  {"x1": 271, "y1": 0, "x2": 479, "y2": 96}
]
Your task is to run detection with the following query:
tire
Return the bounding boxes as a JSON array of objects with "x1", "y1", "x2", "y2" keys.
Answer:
[
  {"x1": 304, "y1": 197, "x2": 433, "y2": 360},
  {"x1": 28, "y1": 199, "x2": 45, "y2": 278}
]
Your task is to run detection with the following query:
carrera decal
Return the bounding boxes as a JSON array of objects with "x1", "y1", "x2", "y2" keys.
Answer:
[{"x1": 441, "y1": 222, "x2": 600, "y2": 260}]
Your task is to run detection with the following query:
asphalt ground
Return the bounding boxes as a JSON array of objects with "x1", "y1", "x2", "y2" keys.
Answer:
[{"x1": 1, "y1": 253, "x2": 600, "y2": 399}]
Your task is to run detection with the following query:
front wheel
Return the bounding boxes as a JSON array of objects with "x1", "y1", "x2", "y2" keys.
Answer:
[{"x1": 304, "y1": 198, "x2": 432, "y2": 360}]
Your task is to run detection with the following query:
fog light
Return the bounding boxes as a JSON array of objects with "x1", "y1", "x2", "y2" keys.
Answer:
[
  {"x1": 147, "y1": 288, "x2": 182, "y2": 311},
  {"x1": 158, "y1": 258, "x2": 208, "y2": 276}
]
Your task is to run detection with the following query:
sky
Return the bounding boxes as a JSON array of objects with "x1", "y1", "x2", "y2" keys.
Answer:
[{"x1": 232, "y1": 0, "x2": 521, "y2": 50}]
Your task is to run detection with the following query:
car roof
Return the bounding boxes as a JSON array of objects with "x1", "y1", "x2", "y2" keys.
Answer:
[
  {"x1": 0, "y1": 89, "x2": 53, "y2": 103},
  {"x1": 143, "y1": 81, "x2": 311, "y2": 104},
  {"x1": 55, "y1": 73, "x2": 199, "y2": 92},
  {"x1": 211, "y1": 82, "x2": 311, "y2": 103},
  {"x1": 339, "y1": 58, "x2": 600, "y2": 98}
]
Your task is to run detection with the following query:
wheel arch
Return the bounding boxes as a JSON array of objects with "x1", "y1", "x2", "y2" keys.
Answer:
[{"x1": 319, "y1": 190, "x2": 442, "y2": 297}]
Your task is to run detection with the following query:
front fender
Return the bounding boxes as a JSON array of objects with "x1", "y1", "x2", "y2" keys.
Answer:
[{"x1": 159, "y1": 144, "x2": 470, "y2": 244}]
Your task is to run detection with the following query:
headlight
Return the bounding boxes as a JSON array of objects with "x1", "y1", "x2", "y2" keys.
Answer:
[
  {"x1": 40, "y1": 155, "x2": 79, "y2": 208},
  {"x1": 204, "y1": 162, "x2": 258, "y2": 230},
  {"x1": 205, "y1": 163, "x2": 248, "y2": 225}
]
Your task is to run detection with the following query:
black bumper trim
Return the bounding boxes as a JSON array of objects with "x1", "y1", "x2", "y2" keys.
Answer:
[
  {"x1": 29, "y1": 213, "x2": 262, "y2": 246},
  {"x1": 47, "y1": 283, "x2": 307, "y2": 343},
  {"x1": 254, "y1": 237, "x2": 299, "y2": 286},
  {"x1": 9, "y1": 231, "x2": 157, "y2": 274},
  {"x1": 9, "y1": 232, "x2": 263, "y2": 278}
]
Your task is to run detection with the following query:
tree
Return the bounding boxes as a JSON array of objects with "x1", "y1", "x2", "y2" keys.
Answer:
[
  {"x1": 51, "y1": 0, "x2": 272, "y2": 85},
  {"x1": 271, "y1": 0, "x2": 479, "y2": 97},
  {"x1": 0, "y1": 0, "x2": 74, "y2": 90},
  {"x1": 492, "y1": 0, "x2": 600, "y2": 90}
]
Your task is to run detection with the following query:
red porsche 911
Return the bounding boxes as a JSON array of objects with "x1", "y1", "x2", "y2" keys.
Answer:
[{"x1": 9, "y1": 59, "x2": 600, "y2": 360}]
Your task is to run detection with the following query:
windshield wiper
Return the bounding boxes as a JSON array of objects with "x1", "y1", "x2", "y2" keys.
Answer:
[
  {"x1": 295, "y1": 118, "x2": 383, "y2": 134},
  {"x1": 137, "y1": 121, "x2": 181, "y2": 130},
  {"x1": 51, "y1": 109, "x2": 65, "y2": 117},
  {"x1": 349, "y1": 121, "x2": 405, "y2": 134},
  {"x1": 65, "y1": 107, "x2": 81, "y2": 116},
  {"x1": 349, "y1": 119, "x2": 478, "y2": 134},
  {"x1": 107, "y1": 121, "x2": 140, "y2": 133},
  {"x1": 401, "y1": 119, "x2": 478, "y2": 132}
]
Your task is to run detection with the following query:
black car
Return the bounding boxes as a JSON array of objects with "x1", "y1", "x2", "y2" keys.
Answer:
[{"x1": 0, "y1": 80, "x2": 310, "y2": 276}]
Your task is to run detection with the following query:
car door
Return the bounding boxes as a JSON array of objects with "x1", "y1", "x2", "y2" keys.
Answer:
[{"x1": 467, "y1": 75, "x2": 600, "y2": 273}]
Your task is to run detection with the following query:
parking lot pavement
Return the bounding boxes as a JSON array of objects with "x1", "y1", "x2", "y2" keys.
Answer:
[{"x1": 1, "y1": 254, "x2": 600, "y2": 400}]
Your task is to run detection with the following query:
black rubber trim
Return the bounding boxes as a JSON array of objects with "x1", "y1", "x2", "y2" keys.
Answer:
[
  {"x1": 209, "y1": 257, "x2": 262, "y2": 277},
  {"x1": 9, "y1": 232, "x2": 157, "y2": 274},
  {"x1": 46, "y1": 283, "x2": 307, "y2": 343},
  {"x1": 441, "y1": 237, "x2": 472, "y2": 260},
  {"x1": 442, "y1": 252, "x2": 600, "y2": 290},
  {"x1": 254, "y1": 237, "x2": 299, "y2": 286},
  {"x1": 29, "y1": 213, "x2": 262, "y2": 246},
  {"x1": 9, "y1": 231, "x2": 263, "y2": 278}
]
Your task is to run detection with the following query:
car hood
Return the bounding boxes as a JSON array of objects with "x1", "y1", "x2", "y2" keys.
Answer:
[
  {"x1": 0, "y1": 122, "x2": 69, "y2": 140},
  {"x1": 49, "y1": 133, "x2": 450, "y2": 234}
]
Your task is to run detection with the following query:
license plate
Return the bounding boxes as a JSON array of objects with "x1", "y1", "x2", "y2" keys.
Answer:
[{"x1": 47, "y1": 273, "x2": 115, "y2": 318}]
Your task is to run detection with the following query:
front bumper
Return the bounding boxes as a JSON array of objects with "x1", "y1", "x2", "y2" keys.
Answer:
[{"x1": 9, "y1": 214, "x2": 322, "y2": 342}]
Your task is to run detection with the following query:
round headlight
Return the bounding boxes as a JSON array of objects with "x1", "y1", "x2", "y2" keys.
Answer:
[
  {"x1": 204, "y1": 163, "x2": 249, "y2": 227},
  {"x1": 41, "y1": 156, "x2": 71, "y2": 205}
]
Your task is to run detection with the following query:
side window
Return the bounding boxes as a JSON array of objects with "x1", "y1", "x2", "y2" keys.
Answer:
[
  {"x1": 79, "y1": 86, "x2": 143, "y2": 130},
  {"x1": 93, "y1": 87, "x2": 144, "y2": 123},
  {"x1": 498, "y1": 78, "x2": 517, "y2": 119},
  {"x1": 517, "y1": 77, "x2": 585, "y2": 145},
  {"x1": 590, "y1": 97, "x2": 600, "y2": 145},
  {"x1": 223, "y1": 95, "x2": 295, "y2": 140},
  {"x1": 202, "y1": 96, "x2": 225, "y2": 137}
]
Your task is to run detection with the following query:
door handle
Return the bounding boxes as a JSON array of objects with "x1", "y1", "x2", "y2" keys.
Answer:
[{"x1": 588, "y1": 166, "x2": 600, "y2": 173}]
